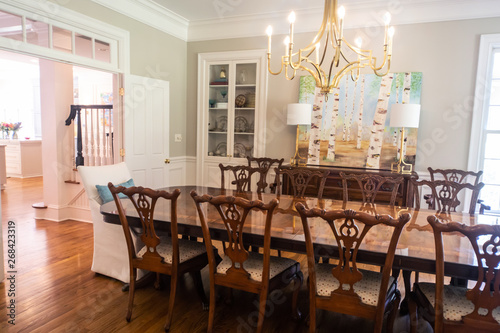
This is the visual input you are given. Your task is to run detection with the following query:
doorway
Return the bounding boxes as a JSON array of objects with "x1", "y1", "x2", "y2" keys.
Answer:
[{"x1": 0, "y1": 49, "x2": 115, "y2": 182}]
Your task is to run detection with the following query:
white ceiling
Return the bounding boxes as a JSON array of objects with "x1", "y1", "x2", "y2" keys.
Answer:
[
  {"x1": 150, "y1": 0, "x2": 326, "y2": 22},
  {"x1": 92, "y1": 0, "x2": 500, "y2": 41}
]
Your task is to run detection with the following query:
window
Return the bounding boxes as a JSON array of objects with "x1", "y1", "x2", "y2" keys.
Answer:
[
  {"x1": 0, "y1": 2, "x2": 127, "y2": 73},
  {"x1": 469, "y1": 34, "x2": 500, "y2": 214}
]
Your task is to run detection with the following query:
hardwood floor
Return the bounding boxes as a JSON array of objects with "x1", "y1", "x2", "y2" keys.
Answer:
[{"x1": 0, "y1": 177, "x2": 415, "y2": 332}]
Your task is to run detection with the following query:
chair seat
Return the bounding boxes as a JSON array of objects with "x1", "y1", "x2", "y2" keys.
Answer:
[
  {"x1": 137, "y1": 237, "x2": 207, "y2": 264},
  {"x1": 216, "y1": 252, "x2": 298, "y2": 282},
  {"x1": 315, "y1": 264, "x2": 396, "y2": 306},
  {"x1": 416, "y1": 282, "x2": 500, "y2": 323}
]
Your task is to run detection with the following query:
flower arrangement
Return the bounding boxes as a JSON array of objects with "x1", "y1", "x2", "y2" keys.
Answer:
[
  {"x1": 12, "y1": 122, "x2": 22, "y2": 131},
  {"x1": 0, "y1": 122, "x2": 22, "y2": 139}
]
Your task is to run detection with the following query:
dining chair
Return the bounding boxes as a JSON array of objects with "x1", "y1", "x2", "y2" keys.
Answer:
[
  {"x1": 409, "y1": 215, "x2": 500, "y2": 333},
  {"x1": 247, "y1": 157, "x2": 284, "y2": 193},
  {"x1": 410, "y1": 178, "x2": 484, "y2": 215},
  {"x1": 275, "y1": 167, "x2": 330, "y2": 199},
  {"x1": 426, "y1": 167, "x2": 490, "y2": 214},
  {"x1": 219, "y1": 163, "x2": 262, "y2": 192},
  {"x1": 339, "y1": 172, "x2": 404, "y2": 206},
  {"x1": 295, "y1": 203, "x2": 411, "y2": 333},
  {"x1": 108, "y1": 184, "x2": 210, "y2": 332},
  {"x1": 190, "y1": 190, "x2": 303, "y2": 333}
]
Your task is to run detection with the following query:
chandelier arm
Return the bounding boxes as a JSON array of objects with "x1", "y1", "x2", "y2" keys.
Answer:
[
  {"x1": 300, "y1": 0, "x2": 329, "y2": 52},
  {"x1": 372, "y1": 58, "x2": 391, "y2": 77},
  {"x1": 289, "y1": 48, "x2": 305, "y2": 70},
  {"x1": 350, "y1": 66, "x2": 361, "y2": 82},
  {"x1": 305, "y1": 59, "x2": 328, "y2": 87},
  {"x1": 267, "y1": 54, "x2": 285, "y2": 76},
  {"x1": 330, "y1": 61, "x2": 362, "y2": 89},
  {"x1": 367, "y1": 44, "x2": 390, "y2": 71},
  {"x1": 284, "y1": 65, "x2": 297, "y2": 81}
]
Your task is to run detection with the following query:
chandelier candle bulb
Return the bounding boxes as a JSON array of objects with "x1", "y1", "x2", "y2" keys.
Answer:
[
  {"x1": 383, "y1": 12, "x2": 392, "y2": 26},
  {"x1": 388, "y1": 27, "x2": 395, "y2": 55},
  {"x1": 266, "y1": 25, "x2": 273, "y2": 53},
  {"x1": 337, "y1": 6, "x2": 345, "y2": 44},
  {"x1": 284, "y1": 36, "x2": 290, "y2": 57}
]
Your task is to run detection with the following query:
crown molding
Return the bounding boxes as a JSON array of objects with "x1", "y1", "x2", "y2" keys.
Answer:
[
  {"x1": 187, "y1": 0, "x2": 500, "y2": 41},
  {"x1": 91, "y1": 0, "x2": 500, "y2": 42},
  {"x1": 91, "y1": 0, "x2": 189, "y2": 41}
]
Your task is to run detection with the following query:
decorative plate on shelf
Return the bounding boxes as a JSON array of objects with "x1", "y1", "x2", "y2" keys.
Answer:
[
  {"x1": 216, "y1": 116, "x2": 227, "y2": 132},
  {"x1": 233, "y1": 143, "x2": 246, "y2": 158},
  {"x1": 215, "y1": 142, "x2": 227, "y2": 156},
  {"x1": 234, "y1": 116, "x2": 249, "y2": 133},
  {"x1": 235, "y1": 94, "x2": 246, "y2": 107}
]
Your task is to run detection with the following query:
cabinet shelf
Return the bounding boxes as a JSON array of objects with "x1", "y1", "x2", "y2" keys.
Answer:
[
  {"x1": 235, "y1": 132, "x2": 254, "y2": 135},
  {"x1": 208, "y1": 131, "x2": 227, "y2": 134},
  {"x1": 235, "y1": 84, "x2": 256, "y2": 87}
]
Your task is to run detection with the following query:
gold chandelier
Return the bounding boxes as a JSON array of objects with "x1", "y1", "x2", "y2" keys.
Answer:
[{"x1": 266, "y1": 0, "x2": 394, "y2": 94}]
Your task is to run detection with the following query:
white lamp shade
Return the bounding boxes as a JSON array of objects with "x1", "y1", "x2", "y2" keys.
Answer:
[
  {"x1": 390, "y1": 104, "x2": 421, "y2": 128},
  {"x1": 287, "y1": 103, "x2": 312, "y2": 125}
]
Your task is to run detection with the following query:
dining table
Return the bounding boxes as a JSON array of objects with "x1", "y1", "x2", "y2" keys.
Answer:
[{"x1": 100, "y1": 185, "x2": 498, "y2": 293}]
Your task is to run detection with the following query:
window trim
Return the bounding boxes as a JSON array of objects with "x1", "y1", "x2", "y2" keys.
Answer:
[
  {"x1": 468, "y1": 34, "x2": 500, "y2": 171},
  {"x1": 468, "y1": 34, "x2": 500, "y2": 213},
  {"x1": 0, "y1": 0, "x2": 129, "y2": 74}
]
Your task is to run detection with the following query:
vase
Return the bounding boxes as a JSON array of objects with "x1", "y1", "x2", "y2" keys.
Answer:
[{"x1": 12, "y1": 131, "x2": 18, "y2": 139}]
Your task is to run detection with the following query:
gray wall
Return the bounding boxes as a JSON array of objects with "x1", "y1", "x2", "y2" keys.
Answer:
[
  {"x1": 57, "y1": 0, "x2": 188, "y2": 157},
  {"x1": 187, "y1": 17, "x2": 500, "y2": 172},
  {"x1": 55, "y1": 1, "x2": 500, "y2": 171}
]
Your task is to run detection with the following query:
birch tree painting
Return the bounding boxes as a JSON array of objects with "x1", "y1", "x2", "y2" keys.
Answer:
[
  {"x1": 365, "y1": 73, "x2": 394, "y2": 169},
  {"x1": 297, "y1": 72, "x2": 422, "y2": 170},
  {"x1": 307, "y1": 88, "x2": 325, "y2": 165},
  {"x1": 356, "y1": 76, "x2": 365, "y2": 149},
  {"x1": 326, "y1": 87, "x2": 340, "y2": 161}
]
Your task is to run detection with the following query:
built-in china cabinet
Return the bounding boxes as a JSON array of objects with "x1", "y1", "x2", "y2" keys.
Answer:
[{"x1": 196, "y1": 50, "x2": 268, "y2": 187}]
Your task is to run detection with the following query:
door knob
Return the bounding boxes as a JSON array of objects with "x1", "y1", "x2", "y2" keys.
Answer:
[{"x1": 164, "y1": 159, "x2": 170, "y2": 164}]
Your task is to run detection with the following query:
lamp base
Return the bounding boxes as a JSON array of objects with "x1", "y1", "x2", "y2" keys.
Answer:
[
  {"x1": 391, "y1": 160, "x2": 413, "y2": 174},
  {"x1": 290, "y1": 157, "x2": 307, "y2": 167}
]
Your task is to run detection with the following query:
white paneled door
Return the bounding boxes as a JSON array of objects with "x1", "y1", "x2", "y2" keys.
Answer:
[{"x1": 124, "y1": 75, "x2": 170, "y2": 188}]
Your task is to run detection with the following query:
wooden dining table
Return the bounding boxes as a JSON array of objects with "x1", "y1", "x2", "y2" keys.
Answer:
[{"x1": 100, "y1": 185, "x2": 498, "y2": 286}]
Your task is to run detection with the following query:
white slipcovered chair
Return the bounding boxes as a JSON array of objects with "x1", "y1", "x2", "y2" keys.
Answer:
[{"x1": 78, "y1": 162, "x2": 142, "y2": 283}]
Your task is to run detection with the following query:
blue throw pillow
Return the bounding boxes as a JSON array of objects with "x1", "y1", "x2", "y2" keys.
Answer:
[{"x1": 96, "y1": 178, "x2": 135, "y2": 204}]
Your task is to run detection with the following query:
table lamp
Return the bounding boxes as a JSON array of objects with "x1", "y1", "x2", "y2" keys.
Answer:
[
  {"x1": 390, "y1": 103, "x2": 421, "y2": 174},
  {"x1": 287, "y1": 103, "x2": 312, "y2": 166}
]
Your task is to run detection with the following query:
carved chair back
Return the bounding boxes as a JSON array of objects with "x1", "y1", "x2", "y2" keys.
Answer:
[
  {"x1": 247, "y1": 157, "x2": 284, "y2": 193},
  {"x1": 427, "y1": 215, "x2": 500, "y2": 332},
  {"x1": 108, "y1": 184, "x2": 181, "y2": 268},
  {"x1": 295, "y1": 203, "x2": 411, "y2": 332},
  {"x1": 339, "y1": 172, "x2": 404, "y2": 206},
  {"x1": 411, "y1": 179, "x2": 484, "y2": 215},
  {"x1": 275, "y1": 167, "x2": 330, "y2": 199},
  {"x1": 428, "y1": 167, "x2": 483, "y2": 186},
  {"x1": 190, "y1": 191, "x2": 278, "y2": 284},
  {"x1": 219, "y1": 163, "x2": 262, "y2": 193}
]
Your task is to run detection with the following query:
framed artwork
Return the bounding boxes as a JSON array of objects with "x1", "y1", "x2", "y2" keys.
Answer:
[{"x1": 298, "y1": 72, "x2": 422, "y2": 170}]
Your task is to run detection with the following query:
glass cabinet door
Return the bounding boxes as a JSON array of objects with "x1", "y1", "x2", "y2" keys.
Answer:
[
  {"x1": 207, "y1": 63, "x2": 229, "y2": 158},
  {"x1": 233, "y1": 62, "x2": 257, "y2": 159}
]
